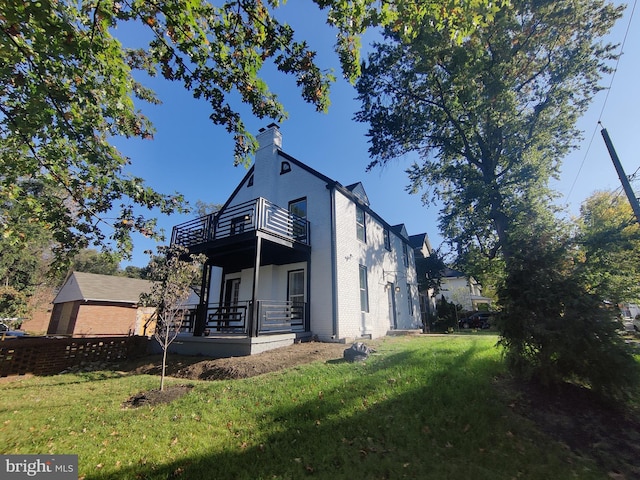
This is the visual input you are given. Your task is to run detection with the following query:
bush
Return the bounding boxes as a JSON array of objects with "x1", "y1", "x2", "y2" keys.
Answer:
[{"x1": 498, "y1": 228, "x2": 640, "y2": 402}]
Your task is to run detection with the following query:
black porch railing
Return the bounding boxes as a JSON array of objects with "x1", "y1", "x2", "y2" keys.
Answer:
[
  {"x1": 179, "y1": 301, "x2": 307, "y2": 336},
  {"x1": 171, "y1": 198, "x2": 310, "y2": 249}
]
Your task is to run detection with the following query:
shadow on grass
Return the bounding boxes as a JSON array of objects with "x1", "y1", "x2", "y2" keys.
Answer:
[{"x1": 88, "y1": 339, "x2": 593, "y2": 480}]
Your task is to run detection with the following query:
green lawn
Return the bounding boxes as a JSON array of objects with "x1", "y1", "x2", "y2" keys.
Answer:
[{"x1": 1, "y1": 336, "x2": 607, "y2": 479}]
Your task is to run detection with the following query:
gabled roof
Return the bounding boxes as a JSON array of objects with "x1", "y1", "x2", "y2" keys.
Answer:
[
  {"x1": 345, "y1": 182, "x2": 370, "y2": 206},
  {"x1": 409, "y1": 233, "x2": 426, "y2": 249},
  {"x1": 390, "y1": 224, "x2": 409, "y2": 241},
  {"x1": 53, "y1": 272, "x2": 152, "y2": 305},
  {"x1": 442, "y1": 268, "x2": 466, "y2": 279},
  {"x1": 217, "y1": 129, "x2": 416, "y2": 246},
  {"x1": 409, "y1": 233, "x2": 433, "y2": 258}
]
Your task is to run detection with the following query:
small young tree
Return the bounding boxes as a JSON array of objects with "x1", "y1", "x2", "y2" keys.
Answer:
[{"x1": 141, "y1": 245, "x2": 205, "y2": 391}]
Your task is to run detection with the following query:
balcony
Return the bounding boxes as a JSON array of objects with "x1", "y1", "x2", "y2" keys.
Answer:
[
  {"x1": 171, "y1": 197, "x2": 310, "y2": 251},
  {"x1": 179, "y1": 301, "x2": 307, "y2": 336}
]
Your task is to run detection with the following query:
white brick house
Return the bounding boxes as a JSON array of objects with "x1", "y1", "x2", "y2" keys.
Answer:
[{"x1": 169, "y1": 125, "x2": 422, "y2": 356}]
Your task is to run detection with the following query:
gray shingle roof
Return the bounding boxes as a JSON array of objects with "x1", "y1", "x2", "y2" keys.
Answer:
[{"x1": 53, "y1": 272, "x2": 153, "y2": 304}]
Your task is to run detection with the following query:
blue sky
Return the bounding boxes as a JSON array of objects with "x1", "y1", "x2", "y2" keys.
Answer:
[{"x1": 116, "y1": 1, "x2": 639, "y2": 267}]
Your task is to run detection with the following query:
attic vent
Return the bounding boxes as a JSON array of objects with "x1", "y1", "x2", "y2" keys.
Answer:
[
  {"x1": 280, "y1": 161, "x2": 291, "y2": 175},
  {"x1": 247, "y1": 175, "x2": 254, "y2": 187}
]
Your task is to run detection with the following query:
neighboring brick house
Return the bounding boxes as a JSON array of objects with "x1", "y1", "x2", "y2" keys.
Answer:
[
  {"x1": 170, "y1": 124, "x2": 425, "y2": 356},
  {"x1": 47, "y1": 272, "x2": 155, "y2": 337}
]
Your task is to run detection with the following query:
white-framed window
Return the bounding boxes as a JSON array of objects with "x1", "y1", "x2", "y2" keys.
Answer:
[
  {"x1": 359, "y1": 265, "x2": 369, "y2": 312},
  {"x1": 383, "y1": 228, "x2": 391, "y2": 251},
  {"x1": 402, "y1": 242, "x2": 409, "y2": 267},
  {"x1": 356, "y1": 207, "x2": 366, "y2": 242}
]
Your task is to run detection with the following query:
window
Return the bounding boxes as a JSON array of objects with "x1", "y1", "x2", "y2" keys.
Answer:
[
  {"x1": 356, "y1": 207, "x2": 366, "y2": 242},
  {"x1": 407, "y1": 283, "x2": 413, "y2": 313},
  {"x1": 383, "y1": 228, "x2": 391, "y2": 251},
  {"x1": 402, "y1": 242, "x2": 409, "y2": 267},
  {"x1": 231, "y1": 215, "x2": 251, "y2": 235},
  {"x1": 288, "y1": 198, "x2": 307, "y2": 218},
  {"x1": 289, "y1": 198, "x2": 307, "y2": 241},
  {"x1": 280, "y1": 161, "x2": 291, "y2": 174},
  {"x1": 359, "y1": 265, "x2": 369, "y2": 312}
]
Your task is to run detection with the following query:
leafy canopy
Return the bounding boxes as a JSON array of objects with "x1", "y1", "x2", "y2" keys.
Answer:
[
  {"x1": 1, "y1": 0, "x2": 500, "y2": 271},
  {"x1": 355, "y1": 0, "x2": 623, "y2": 263},
  {"x1": 576, "y1": 190, "x2": 640, "y2": 305}
]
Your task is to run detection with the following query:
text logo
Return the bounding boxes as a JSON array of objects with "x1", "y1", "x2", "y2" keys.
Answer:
[{"x1": 1, "y1": 455, "x2": 78, "y2": 479}]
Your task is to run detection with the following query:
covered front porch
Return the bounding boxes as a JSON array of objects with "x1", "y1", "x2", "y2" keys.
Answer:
[{"x1": 171, "y1": 197, "x2": 312, "y2": 352}]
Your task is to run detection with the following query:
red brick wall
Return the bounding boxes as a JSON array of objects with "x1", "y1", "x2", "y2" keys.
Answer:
[{"x1": 72, "y1": 302, "x2": 139, "y2": 337}]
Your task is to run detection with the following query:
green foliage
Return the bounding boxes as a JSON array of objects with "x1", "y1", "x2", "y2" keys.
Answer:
[
  {"x1": 576, "y1": 190, "x2": 640, "y2": 304},
  {"x1": 140, "y1": 244, "x2": 205, "y2": 390},
  {"x1": 497, "y1": 222, "x2": 640, "y2": 401},
  {"x1": 1, "y1": 0, "x2": 188, "y2": 267},
  {"x1": 435, "y1": 295, "x2": 461, "y2": 331},
  {"x1": 415, "y1": 247, "x2": 447, "y2": 293},
  {"x1": 1, "y1": 0, "x2": 500, "y2": 272},
  {"x1": 355, "y1": 0, "x2": 634, "y2": 398},
  {"x1": 69, "y1": 249, "x2": 120, "y2": 276},
  {"x1": 356, "y1": 0, "x2": 622, "y2": 262}
]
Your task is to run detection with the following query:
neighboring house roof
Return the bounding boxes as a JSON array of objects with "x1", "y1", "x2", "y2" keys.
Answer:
[
  {"x1": 409, "y1": 233, "x2": 427, "y2": 250},
  {"x1": 53, "y1": 272, "x2": 153, "y2": 305},
  {"x1": 441, "y1": 268, "x2": 466, "y2": 279}
]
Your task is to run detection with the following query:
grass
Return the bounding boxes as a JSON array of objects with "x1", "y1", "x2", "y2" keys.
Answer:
[{"x1": 0, "y1": 336, "x2": 608, "y2": 479}]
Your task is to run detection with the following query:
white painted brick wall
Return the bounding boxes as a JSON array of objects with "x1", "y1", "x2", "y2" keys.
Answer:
[{"x1": 218, "y1": 134, "x2": 421, "y2": 341}]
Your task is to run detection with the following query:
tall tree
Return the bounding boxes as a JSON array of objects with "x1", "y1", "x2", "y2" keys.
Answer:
[
  {"x1": 1, "y1": 0, "x2": 497, "y2": 270},
  {"x1": 355, "y1": 0, "x2": 622, "y2": 263},
  {"x1": 355, "y1": 0, "x2": 640, "y2": 397}
]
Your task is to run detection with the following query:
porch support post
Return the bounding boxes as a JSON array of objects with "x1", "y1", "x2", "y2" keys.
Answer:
[
  {"x1": 249, "y1": 236, "x2": 262, "y2": 337},
  {"x1": 193, "y1": 262, "x2": 211, "y2": 336}
]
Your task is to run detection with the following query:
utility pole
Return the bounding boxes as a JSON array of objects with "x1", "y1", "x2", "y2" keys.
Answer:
[{"x1": 600, "y1": 127, "x2": 640, "y2": 225}]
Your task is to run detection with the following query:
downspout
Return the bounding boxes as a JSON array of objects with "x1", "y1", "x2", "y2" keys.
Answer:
[{"x1": 327, "y1": 182, "x2": 338, "y2": 338}]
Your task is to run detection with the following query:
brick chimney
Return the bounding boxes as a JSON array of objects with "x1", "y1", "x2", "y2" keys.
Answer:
[{"x1": 256, "y1": 123, "x2": 282, "y2": 151}]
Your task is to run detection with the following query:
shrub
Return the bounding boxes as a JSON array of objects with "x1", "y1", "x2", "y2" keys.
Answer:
[{"x1": 497, "y1": 227, "x2": 640, "y2": 402}]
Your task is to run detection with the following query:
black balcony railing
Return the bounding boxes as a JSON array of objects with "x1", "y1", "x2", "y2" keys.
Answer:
[
  {"x1": 171, "y1": 198, "x2": 310, "y2": 249},
  {"x1": 178, "y1": 301, "x2": 306, "y2": 336}
]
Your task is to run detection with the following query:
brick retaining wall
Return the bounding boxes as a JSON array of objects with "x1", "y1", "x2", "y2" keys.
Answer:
[{"x1": 0, "y1": 336, "x2": 149, "y2": 377}]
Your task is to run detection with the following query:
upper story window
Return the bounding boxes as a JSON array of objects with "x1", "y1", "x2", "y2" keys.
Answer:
[
  {"x1": 356, "y1": 207, "x2": 366, "y2": 243},
  {"x1": 288, "y1": 198, "x2": 307, "y2": 219},
  {"x1": 383, "y1": 228, "x2": 391, "y2": 251},
  {"x1": 289, "y1": 198, "x2": 307, "y2": 241},
  {"x1": 402, "y1": 242, "x2": 409, "y2": 267},
  {"x1": 280, "y1": 161, "x2": 291, "y2": 174}
]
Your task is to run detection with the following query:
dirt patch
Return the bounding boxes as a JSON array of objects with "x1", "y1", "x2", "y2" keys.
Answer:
[
  {"x1": 120, "y1": 341, "x2": 351, "y2": 408},
  {"x1": 122, "y1": 384, "x2": 194, "y2": 409},
  {"x1": 125, "y1": 341, "x2": 350, "y2": 381},
  {"x1": 497, "y1": 376, "x2": 640, "y2": 479}
]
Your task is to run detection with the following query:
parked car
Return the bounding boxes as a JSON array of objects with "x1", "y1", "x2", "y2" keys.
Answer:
[
  {"x1": 459, "y1": 312, "x2": 492, "y2": 329},
  {"x1": 0, "y1": 322, "x2": 26, "y2": 338}
]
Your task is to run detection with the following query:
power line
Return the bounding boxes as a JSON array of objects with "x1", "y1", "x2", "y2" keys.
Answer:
[{"x1": 565, "y1": 0, "x2": 637, "y2": 204}]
